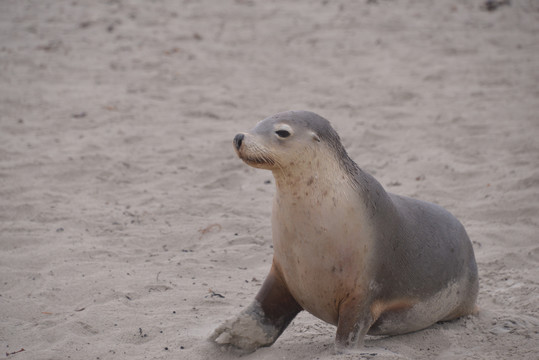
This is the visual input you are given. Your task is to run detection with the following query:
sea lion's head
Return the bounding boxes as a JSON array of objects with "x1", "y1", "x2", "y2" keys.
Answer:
[{"x1": 233, "y1": 111, "x2": 346, "y2": 172}]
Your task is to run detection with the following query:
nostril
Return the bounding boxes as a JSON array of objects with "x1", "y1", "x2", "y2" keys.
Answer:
[{"x1": 233, "y1": 133, "x2": 244, "y2": 150}]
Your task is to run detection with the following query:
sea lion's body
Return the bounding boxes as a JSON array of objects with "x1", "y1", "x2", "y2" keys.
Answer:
[{"x1": 210, "y1": 111, "x2": 478, "y2": 352}]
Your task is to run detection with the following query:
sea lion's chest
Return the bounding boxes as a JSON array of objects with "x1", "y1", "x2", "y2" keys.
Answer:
[{"x1": 271, "y1": 181, "x2": 374, "y2": 325}]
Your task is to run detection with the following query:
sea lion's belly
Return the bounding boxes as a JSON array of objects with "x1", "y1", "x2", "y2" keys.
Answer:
[{"x1": 272, "y1": 192, "x2": 373, "y2": 325}]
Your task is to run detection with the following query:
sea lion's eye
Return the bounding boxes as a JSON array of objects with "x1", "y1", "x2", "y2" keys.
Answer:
[{"x1": 275, "y1": 130, "x2": 291, "y2": 138}]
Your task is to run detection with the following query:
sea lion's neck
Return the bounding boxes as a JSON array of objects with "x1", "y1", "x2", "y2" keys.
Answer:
[
  {"x1": 271, "y1": 151, "x2": 358, "y2": 205},
  {"x1": 270, "y1": 148, "x2": 393, "y2": 221}
]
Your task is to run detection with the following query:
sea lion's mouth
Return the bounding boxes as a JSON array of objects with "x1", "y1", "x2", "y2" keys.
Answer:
[
  {"x1": 236, "y1": 149, "x2": 276, "y2": 168},
  {"x1": 241, "y1": 155, "x2": 275, "y2": 166},
  {"x1": 233, "y1": 134, "x2": 276, "y2": 168}
]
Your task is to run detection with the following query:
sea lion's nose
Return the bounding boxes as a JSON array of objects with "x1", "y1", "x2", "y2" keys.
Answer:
[{"x1": 233, "y1": 133, "x2": 244, "y2": 150}]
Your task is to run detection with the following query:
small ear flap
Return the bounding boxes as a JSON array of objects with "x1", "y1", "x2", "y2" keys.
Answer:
[{"x1": 311, "y1": 132, "x2": 321, "y2": 142}]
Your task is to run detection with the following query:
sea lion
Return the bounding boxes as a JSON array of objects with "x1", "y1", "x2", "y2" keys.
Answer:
[{"x1": 210, "y1": 110, "x2": 478, "y2": 353}]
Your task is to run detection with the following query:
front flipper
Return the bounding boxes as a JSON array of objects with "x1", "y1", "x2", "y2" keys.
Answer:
[
  {"x1": 334, "y1": 296, "x2": 374, "y2": 354},
  {"x1": 209, "y1": 264, "x2": 302, "y2": 352}
]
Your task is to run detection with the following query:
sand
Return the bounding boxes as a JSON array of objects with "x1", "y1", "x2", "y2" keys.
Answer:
[{"x1": 1, "y1": 0, "x2": 538, "y2": 359}]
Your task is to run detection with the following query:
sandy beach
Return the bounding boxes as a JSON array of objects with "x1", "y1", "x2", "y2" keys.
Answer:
[{"x1": 1, "y1": 0, "x2": 538, "y2": 359}]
